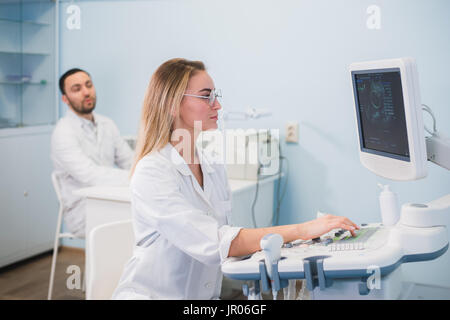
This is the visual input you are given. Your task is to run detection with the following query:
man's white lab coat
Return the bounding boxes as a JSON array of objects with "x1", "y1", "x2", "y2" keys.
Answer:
[
  {"x1": 112, "y1": 143, "x2": 242, "y2": 300},
  {"x1": 51, "y1": 109, "x2": 133, "y2": 237}
]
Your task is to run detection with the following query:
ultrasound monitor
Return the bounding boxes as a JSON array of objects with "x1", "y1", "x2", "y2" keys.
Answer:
[{"x1": 349, "y1": 58, "x2": 427, "y2": 181}]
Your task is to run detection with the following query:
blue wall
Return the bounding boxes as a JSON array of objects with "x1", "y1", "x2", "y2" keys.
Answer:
[{"x1": 58, "y1": 0, "x2": 450, "y2": 287}]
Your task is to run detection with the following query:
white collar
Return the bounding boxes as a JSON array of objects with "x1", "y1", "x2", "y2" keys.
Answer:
[
  {"x1": 159, "y1": 143, "x2": 215, "y2": 205},
  {"x1": 66, "y1": 108, "x2": 110, "y2": 129}
]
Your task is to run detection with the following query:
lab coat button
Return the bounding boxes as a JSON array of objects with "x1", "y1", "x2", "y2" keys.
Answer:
[{"x1": 205, "y1": 282, "x2": 213, "y2": 289}]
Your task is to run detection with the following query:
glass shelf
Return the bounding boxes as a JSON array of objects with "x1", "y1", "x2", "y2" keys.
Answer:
[
  {"x1": 0, "y1": 80, "x2": 50, "y2": 85},
  {"x1": 0, "y1": 17, "x2": 50, "y2": 26},
  {"x1": 0, "y1": 0, "x2": 56, "y2": 129},
  {"x1": 0, "y1": 50, "x2": 51, "y2": 56}
]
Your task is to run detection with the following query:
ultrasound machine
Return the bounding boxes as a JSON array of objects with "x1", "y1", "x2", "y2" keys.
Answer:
[{"x1": 221, "y1": 58, "x2": 450, "y2": 300}]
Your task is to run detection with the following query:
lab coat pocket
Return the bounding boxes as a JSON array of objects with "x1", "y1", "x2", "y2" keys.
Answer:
[{"x1": 136, "y1": 230, "x2": 160, "y2": 248}]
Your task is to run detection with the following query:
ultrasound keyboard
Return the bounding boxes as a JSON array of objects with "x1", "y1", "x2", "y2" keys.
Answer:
[{"x1": 328, "y1": 227, "x2": 378, "y2": 251}]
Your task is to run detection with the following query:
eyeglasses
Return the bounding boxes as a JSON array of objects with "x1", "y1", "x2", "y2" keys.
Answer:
[{"x1": 183, "y1": 88, "x2": 222, "y2": 107}]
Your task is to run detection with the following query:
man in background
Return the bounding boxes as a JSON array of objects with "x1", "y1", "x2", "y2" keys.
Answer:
[{"x1": 51, "y1": 68, "x2": 134, "y2": 237}]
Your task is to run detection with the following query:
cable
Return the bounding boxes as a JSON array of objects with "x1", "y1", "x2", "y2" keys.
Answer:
[
  {"x1": 251, "y1": 165, "x2": 261, "y2": 228},
  {"x1": 274, "y1": 140, "x2": 289, "y2": 226},
  {"x1": 422, "y1": 104, "x2": 437, "y2": 135},
  {"x1": 274, "y1": 142, "x2": 282, "y2": 226},
  {"x1": 275, "y1": 156, "x2": 289, "y2": 225},
  {"x1": 251, "y1": 131, "x2": 262, "y2": 228},
  {"x1": 252, "y1": 135, "x2": 289, "y2": 227}
]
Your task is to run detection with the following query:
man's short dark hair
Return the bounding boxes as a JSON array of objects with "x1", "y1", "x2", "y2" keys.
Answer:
[{"x1": 59, "y1": 68, "x2": 90, "y2": 95}]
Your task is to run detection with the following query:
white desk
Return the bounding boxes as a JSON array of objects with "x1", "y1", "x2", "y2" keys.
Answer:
[{"x1": 74, "y1": 175, "x2": 280, "y2": 298}]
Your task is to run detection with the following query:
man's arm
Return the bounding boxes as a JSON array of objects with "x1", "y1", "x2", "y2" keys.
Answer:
[{"x1": 51, "y1": 123, "x2": 129, "y2": 186}]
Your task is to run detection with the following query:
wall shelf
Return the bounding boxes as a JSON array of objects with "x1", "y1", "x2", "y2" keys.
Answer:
[
  {"x1": 0, "y1": 17, "x2": 50, "y2": 26},
  {"x1": 0, "y1": 81, "x2": 50, "y2": 85},
  {"x1": 0, "y1": 50, "x2": 51, "y2": 56},
  {"x1": 0, "y1": 0, "x2": 57, "y2": 129}
]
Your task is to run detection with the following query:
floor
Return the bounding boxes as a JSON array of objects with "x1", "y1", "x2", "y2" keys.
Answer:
[
  {"x1": 0, "y1": 247, "x2": 248, "y2": 300},
  {"x1": 0, "y1": 247, "x2": 85, "y2": 300},
  {"x1": 0, "y1": 247, "x2": 309, "y2": 300}
]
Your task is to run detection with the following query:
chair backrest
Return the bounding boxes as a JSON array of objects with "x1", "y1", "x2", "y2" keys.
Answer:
[
  {"x1": 51, "y1": 171, "x2": 63, "y2": 204},
  {"x1": 87, "y1": 219, "x2": 135, "y2": 300}
]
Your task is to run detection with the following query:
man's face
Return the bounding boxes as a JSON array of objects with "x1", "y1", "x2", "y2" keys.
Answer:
[{"x1": 62, "y1": 71, "x2": 97, "y2": 115}]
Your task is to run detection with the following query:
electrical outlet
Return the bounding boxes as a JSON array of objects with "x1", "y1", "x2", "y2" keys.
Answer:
[{"x1": 286, "y1": 122, "x2": 298, "y2": 143}]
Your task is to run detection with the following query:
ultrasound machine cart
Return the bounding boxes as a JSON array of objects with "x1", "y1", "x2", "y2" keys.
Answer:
[{"x1": 221, "y1": 58, "x2": 450, "y2": 300}]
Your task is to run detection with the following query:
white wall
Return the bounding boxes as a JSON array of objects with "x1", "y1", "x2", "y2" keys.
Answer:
[{"x1": 58, "y1": 0, "x2": 450, "y2": 287}]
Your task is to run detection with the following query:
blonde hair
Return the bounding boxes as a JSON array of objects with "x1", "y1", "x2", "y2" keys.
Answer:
[{"x1": 131, "y1": 58, "x2": 206, "y2": 176}]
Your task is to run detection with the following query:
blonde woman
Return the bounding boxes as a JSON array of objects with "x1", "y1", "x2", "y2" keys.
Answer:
[{"x1": 112, "y1": 58, "x2": 359, "y2": 300}]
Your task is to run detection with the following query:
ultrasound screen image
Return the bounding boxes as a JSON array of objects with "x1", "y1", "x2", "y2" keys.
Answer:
[{"x1": 353, "y1": 70, "x2": 410, "y2": 160}]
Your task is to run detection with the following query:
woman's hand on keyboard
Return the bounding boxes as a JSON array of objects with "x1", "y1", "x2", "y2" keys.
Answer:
[{"x1": 298, "y1": 214, "x2": 360, "y2": 240}]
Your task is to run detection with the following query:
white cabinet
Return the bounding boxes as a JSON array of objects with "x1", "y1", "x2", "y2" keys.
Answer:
[
  {"x1": 0, "y1": 0, "x2": 58, "y2": 267},
  {"x1": 0, "y1": 127, "x2": 58, "y2": 268}
]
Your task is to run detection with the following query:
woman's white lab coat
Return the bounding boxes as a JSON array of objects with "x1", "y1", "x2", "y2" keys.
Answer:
[{"x1": 112, "y1": 143, "x2": 242, "y2": 300}]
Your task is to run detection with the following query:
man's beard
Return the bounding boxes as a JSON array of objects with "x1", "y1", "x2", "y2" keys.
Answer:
[{"x1": 68, "y1": 96, "x2": 96, "y2": 115}]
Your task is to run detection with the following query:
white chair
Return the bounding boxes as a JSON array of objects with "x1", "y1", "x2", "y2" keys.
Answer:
[
  {"x1": 86, "y1": 220, "x2": 134, "y2": 300},
  {"x1": 47, "y1": 172, "x2": 84, "y2": 300}
]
